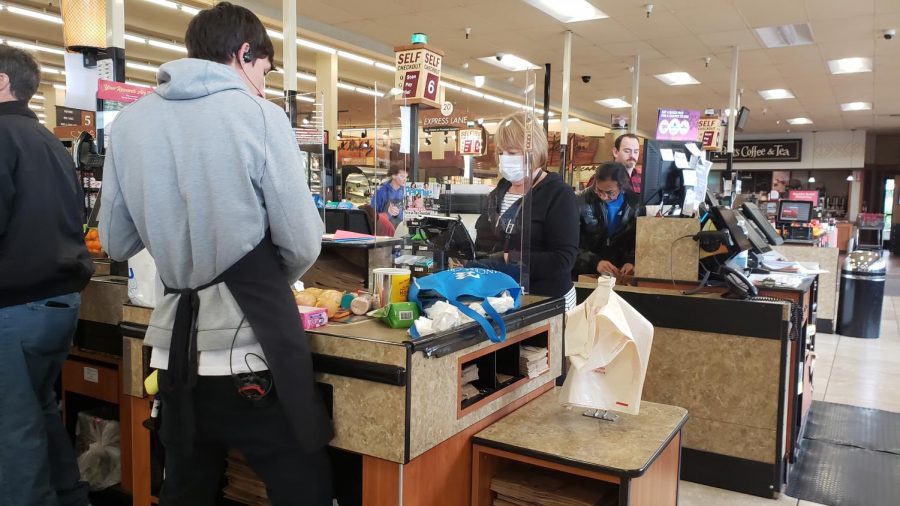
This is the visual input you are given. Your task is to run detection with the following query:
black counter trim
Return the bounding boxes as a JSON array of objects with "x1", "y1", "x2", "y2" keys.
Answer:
[
  {"x1": 818, "y1": 318, "x2": 834, "y2": 334},
  {"x1": 611, "y1": 290, "x2": 787, "y2": 340},
  {"x1": 681, "y1": 448, "x2": 778, "y2": 498},
  {"x1": 311, "y1": 353, "x2": 407, "y2": 386},
  {"x1": 403, "y1": 343, "x2": 413, "y2": 464},
  {"x1": 412, "y1": 297, "x2": 565, "y2": 358},
  {"x1": 471, "y1": 415, "x2": 688, "y2": 479},
  {"x1": 618, "y1": 478, "x2": 630, "y2": 504},
  {"x1": 775, "y1": 323, "x2": 789, "y2": 488},
  {"x1": 119, "y1": 322, "x2": 148, "y2": 338}
]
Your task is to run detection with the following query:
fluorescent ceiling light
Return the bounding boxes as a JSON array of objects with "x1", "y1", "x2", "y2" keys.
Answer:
[
  {"x1": 441, "y1": 82, "x2": 461, "y2": 91},
  {"x1": 827, "y1": 57, "x2": 872, "y2": 75},
  {"x1": 28, "y1": 103, "x2": 43, "y2": 110},
  {"x1": 265, "y1": 88, "x2": 281, "y2": 96},
  {"x1": 297, "y1": 73, "x2": 317, "y2": 82},
  {"x1": 6, "y1": 40, "x2": 65, "y2": 55},
  {"x1": 338, "y1": 50, "x2": 374, "y2": 65},
  {"x1": 478, "y1": 54, "x2": 540, "y2": 72},
  {"x1": 179, "y1": 5, "x2": 200, "y2": 15},
  {"x1": 41, "y1": 66, "x2": 64, "y2": 75},
  {"x1": 124, "y1": 34, "x2": 148, "y2": 44},
  {"x1": 374, "y1": 62, "x2": 394, "y2": 72},
  {"x1": 595, "y1": 98, "x2": 631, "y2": 108},
  {"x1": 355, "y1": 87, "x2": 384, "y2": 97},
  {"x1": 336, "y1": 82, "x2": 355, "y2": 91},
  {"x1": 461, "y1": 87, "x2": 484, "y2": 98},
  {"x1": 39, "y1": 120, "x2": 45, "y2": 124},
  {"x1": 6, "y1": 6, "x2": 62, "y2": 24},
  {"x1": 484, "y1": 94, "x2": 504, "y2": 104},
  {"x1": 297, "y1": 95, "x2": 315, "y2": 103},
  {"x1": 126, "y1": 62, "x2": 159, "y2": 73},
  {"x1": 521, "y1": 0, "x2": 607, "y2": 23},
  {"x1": 841, "y1": 101, "x2": 872, "y2": 111},
  {"x1": 32, "y1": 93, "x2": 44, "y2": 101},
  {"x1": 148, "y1": 39, "x2": 187, "y2": 53},
  {"x1": 389, "y1": 88, "x2": 402, "y2": 96},
  {"x1": 298, "y1": 38, "x2": 335, "y2": 54},
  {"x1": 758, "y1": 88, "x2": 795, "y2": 100},
  {"x1": 266, "y1": 29, "x2": 284, "y2": 40},
  {"x1": 754, "y1": 23, "x2": 815, "y2": 48},
  {"x1": 786, "y1": 117, "x2": 813, "y2": 125},
  {"x1": 36, "y1": 112, "x2": 46, "y2": 118},
  {"x1": 144, "y1": 0, "x2": 178, "y2": 9},
  {"x1": 550, "y1": 118, "x2": 581, "y2": 123},
  {"x1": 53, "y1": 84, "x2": 66, "y2": 90},
  {"x1": 654, "y1": 72, "x2": 700, "y2": 86},
  {"x1": 124, "y1": 81, "x2": 153, "y2": 88},
  {"x1": 474, "y1": 76, "x2": 486, "y2": 88}
]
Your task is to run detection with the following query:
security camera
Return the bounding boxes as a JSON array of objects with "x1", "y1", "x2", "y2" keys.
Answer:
[
  {"x1": 495, "y1": 52, "x2": 506, "y2": 61},
  {"x1": 884, "y1": 29, "x2": 896, "y2": 40},
  {"x1": 581, "y1": 75, "x2": 592, "y2": 83}
]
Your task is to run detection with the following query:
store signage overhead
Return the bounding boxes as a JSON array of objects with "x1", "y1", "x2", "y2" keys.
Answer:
[
  {"x1": 420, "y1": 108, "x2": 469, "y2": 133},
  {"x1": 458, "y1": 128, "x2": 484, "y2": 155},
  {"x1": 655, "y1": 108, "x2": 701, "y2": 142},
  {"x1": 710, "y1": 139, "x2": 802, "y2": 163},
  {"x1": 97, "y1": 79, "x2": 153, "y2": 104},
  {"x1": 54, "y1": 106, "x2": 95, "y2": 139},
  {"x1": 697, "y1": 115, "x2": 724, "y2": 151},
  {"x1": 394, "y1": 42, "x2": 444, "y2": 108}
]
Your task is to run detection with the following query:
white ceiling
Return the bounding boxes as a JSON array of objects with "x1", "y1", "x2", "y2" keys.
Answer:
[{"x1": 4, "y1": 0, "x2": 900, "y2": 134}]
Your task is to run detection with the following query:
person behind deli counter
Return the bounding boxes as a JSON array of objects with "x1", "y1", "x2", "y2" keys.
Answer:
[
  {"x1": 472, "y1": 112, "x2": 579, "y2": 310},
  {"x1": 98, "y1": 2, "x2": 333, "y2": 505}
]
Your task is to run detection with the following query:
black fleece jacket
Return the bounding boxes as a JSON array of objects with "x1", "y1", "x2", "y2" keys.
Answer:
[
  {"x1": 474, "y1": 171, "x2": 578, "y2": 298},
  {"x1": 0, "y1": 101, "x2": 93, "y2": 308},
  {"x1": 573, "y1": 189, "x2": 641, "y2": 276}
]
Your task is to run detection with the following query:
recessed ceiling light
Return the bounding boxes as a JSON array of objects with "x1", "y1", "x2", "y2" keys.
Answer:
[
  {"x1": 654, "y1": 72, "x2": 700, "y2": 86},
  {"x1": 478, "y1": 54, "x2": 540, "y2": 72},
  {"x1": 595, "y1": 98, "x2": 631, "y2": 108},
  {"x1": 758, "y1": 88, "x2": 795, "y2": 100},
  {"x1": 754, "y1": 23, "x2": 815, "y2": 48},
  {"x1": 841, "y1": 102, "x2": 872, "y2": 111},
  {"x1": 786, "y1": 117, "x2": 813, "y2": 125},
  {"x1": 827, "y1": 57, "x2": 873, "y2": 75},
  {"x1": 521, "y1": 0, "x2": 608, "y2": 23}
]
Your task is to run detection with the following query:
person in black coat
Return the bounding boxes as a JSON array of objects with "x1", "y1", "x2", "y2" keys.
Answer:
[
  {"x1": 0, "y1": 45, "x2": 93, "y2": 506},
  {"x1": 573, "y1": 162, "x2": 642, "y2": 278},
  {"x1": 473, "y1": 113, "x2": 579, "y2": 307}
]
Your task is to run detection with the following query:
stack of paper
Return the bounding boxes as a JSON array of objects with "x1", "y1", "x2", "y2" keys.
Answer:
[
  {"x1": 520, "y1": 345, "x2": 549, "y2": 379},
  {"x1": 461, "y1": 364, "x2": 480, "y2": 400}
]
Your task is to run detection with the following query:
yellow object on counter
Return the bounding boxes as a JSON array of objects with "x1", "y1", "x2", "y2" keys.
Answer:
[{"x1": 144, "y1": 369, "x2": 159, "y2": 396}]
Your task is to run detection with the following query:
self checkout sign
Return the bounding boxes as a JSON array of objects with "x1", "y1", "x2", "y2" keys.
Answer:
[
  {"x1": 394, "y1": 38, "x2": 444, "y2": 108},
  {"x1": 458, "y1": 129, "x2": 484, "y2": 155}
]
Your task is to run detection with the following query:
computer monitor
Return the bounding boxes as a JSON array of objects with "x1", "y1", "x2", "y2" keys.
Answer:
[
  {"x1": 410, "y1": 215, "x2": 476, "y2": 262},
  {"x1": 641, "y1": 140, "x2": 687, "y2": 206},
  {"x1": 734, "y1": 210, "x2": 772, "y2": 254},
  {"x1": 777, "y1": 200, "x2": 813, "y2": 224},
  {"x1": 324, "y1": 208, "x2": 372, "y2": 235},
  {"x1": 741, "y1": 202, "x2": 784, "y2": 246},
  {"x1": 710, "y1": 205, "x2": 753, "y2": 254}
]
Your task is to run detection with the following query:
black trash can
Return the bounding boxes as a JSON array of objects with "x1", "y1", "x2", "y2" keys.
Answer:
[{"x1": 837, "y1": 250, "x2": 887, "y2": 338}]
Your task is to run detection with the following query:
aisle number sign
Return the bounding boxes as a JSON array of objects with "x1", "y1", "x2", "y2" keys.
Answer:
[
  {"x1": 697, "y1": 116, "x2": 724, "y2": 151},
  {"x1": 458, "y1": 129, "x2": 484, "y2": 155},
  {"x1": 394, "y1": 43, "x2": 444, "y2": 108}
]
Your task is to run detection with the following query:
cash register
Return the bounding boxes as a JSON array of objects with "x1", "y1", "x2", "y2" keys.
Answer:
[{"x1": 775, "y1": 200, "x2": 814, "y2": 240}]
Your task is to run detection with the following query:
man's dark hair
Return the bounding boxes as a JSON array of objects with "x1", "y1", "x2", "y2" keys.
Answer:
[
  {"x1": 0, "y1": 45, "x2": 40, "y2": 101},
  {"x1": 185, "y1": 2, "x2": 275, "y2": 67},
  {"x1": 594, "y1": 162, "x2": 630, "y2": 191},
  {"x1": 388, "y1": 164, "x2": 408, "y2": 177},
  {"x1": 614, "y1": 133, "x2": 640, "y2": 150}
]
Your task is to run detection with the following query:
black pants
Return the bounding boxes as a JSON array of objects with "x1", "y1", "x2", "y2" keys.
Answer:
[{"x1": 157, "y1": 373, "x2": 332, "y2": 506}]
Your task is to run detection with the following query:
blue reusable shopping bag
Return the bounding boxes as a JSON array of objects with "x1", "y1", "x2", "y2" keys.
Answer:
[{"x1": 408, "y1": 268, "x2": 522, "y2": 342}]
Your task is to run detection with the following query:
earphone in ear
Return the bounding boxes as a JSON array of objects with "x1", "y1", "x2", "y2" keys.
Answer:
[{"x1": 242, "y1": 50, "x2": 253, "y2": 63}]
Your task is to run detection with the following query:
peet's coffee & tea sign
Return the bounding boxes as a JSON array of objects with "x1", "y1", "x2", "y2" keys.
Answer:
[{"x1": 711, "y1": 139, "x2": 802, "y2": 163}]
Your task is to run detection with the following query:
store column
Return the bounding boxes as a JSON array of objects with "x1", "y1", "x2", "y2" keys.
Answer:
[
  {"x1": 317, "y1": 52, "x2": 338, "y2": 151},
  {"x1": 282, "y1": 0, "x2": 297, "y2": 125}
]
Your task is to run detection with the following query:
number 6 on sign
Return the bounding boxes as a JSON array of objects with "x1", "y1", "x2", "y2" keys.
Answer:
[{"x1": 423, "y1": 73, "x2": 439, "y2": 102}]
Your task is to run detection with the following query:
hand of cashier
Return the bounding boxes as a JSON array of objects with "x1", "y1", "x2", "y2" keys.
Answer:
[
  {"x1": 387, "y1": 203, "x2": 400, "y2": 217},
  {"x1": 596, "y1": 261, "x2": 634, "y2": 277}
]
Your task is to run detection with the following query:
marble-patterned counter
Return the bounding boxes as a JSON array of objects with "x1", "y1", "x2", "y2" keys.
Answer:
[{"x1": 774, "y1": 244, "x2": 840, "y2": 332}]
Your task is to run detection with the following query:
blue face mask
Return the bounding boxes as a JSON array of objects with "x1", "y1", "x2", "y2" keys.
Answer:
[{"x1": 499, "y1": 154, "x2": 525, "y2": 183}]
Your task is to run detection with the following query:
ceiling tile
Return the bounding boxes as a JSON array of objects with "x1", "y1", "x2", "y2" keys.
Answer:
[
  {"x1": 734, "y1": 0, "x2": 810, "y2": 27},
  {"x1": 698, "y1": 30, "x2": 763, "y2": 51}
]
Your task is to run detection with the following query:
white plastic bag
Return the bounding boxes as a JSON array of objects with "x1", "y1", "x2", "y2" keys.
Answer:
[
  {"x1": 75, "y1": 411, "x2": 121, "y2": 491},
  {"x1": 128, "y1": 249, "x2": 163, "y2": 308},
  {"x1": 559, "y1": 277, "x2": 654, "y2": 415}
]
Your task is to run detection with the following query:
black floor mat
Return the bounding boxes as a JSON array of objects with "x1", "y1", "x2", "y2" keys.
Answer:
[
  {"x1": 787, "y1": 402, "x2": 900, "y2": 506},
  {"x1": 804, "y1": 402, "x2": 900, "y2": 453}
]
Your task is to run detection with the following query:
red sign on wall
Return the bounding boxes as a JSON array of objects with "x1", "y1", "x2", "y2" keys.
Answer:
[{"x1": 788, "y1": 190, "x2": 819, "y2": 203}]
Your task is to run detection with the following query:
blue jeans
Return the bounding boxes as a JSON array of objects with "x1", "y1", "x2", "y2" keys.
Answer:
[{"x1": 0, "y1": 293, "x2": 89, "y2": 506}]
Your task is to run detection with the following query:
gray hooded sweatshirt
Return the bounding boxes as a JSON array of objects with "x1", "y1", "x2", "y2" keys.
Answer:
[{"x1": 99, "y1": 58, "x2": 322, "y2": 352}]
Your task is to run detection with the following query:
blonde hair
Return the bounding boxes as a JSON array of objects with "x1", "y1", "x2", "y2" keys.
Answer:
[{"x1": 494, "y1": 112, "x2": 548, "y2": 170}]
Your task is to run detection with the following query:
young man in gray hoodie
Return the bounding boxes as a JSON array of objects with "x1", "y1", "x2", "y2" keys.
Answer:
[{"x1": 99, "y1": 3, "x2": 332, "y2": 505}]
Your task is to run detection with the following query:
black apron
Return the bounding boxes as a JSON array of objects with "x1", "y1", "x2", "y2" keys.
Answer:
[{"x1": 160, "y1": 234, "x2": 333, "y2": 454}]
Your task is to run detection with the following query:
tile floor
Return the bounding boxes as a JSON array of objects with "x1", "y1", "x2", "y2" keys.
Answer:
[{"x1": 679, "y1": 252, "x2": 900, "y2": 505}]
